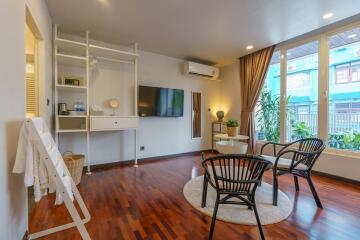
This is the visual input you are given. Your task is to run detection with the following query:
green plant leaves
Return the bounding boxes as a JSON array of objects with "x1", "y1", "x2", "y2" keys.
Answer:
[
  {"x1": 226, "y1": 119, "x2": 239, "y2": 127},
  {"x1": 256, "y1": 88, "x2": 281, "y2": 142}
]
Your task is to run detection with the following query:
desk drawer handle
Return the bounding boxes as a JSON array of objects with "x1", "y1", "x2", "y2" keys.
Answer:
[{"x1": 114, "y1": 121, "x2": 118, "y2": 124}]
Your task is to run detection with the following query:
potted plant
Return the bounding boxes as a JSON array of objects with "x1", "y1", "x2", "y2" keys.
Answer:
[{"x1": 226, "y1": 119, "x2": 239, "y2": 137}]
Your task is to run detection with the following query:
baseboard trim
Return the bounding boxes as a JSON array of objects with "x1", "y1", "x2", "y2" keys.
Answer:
[
  {"x1": 312, "y1": 170, "x2": 360, "y2": 185},
  {"x1": 86, "y1": 149, "x2": 212, "y2": 172},
  {"x1": 83, "y1": 152, "x2": 360, "y2": 184}
]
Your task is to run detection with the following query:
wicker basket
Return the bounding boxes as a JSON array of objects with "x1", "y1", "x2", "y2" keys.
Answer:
[{"x1": 63, "y1": 151, "x2": 85, "y2": 185}]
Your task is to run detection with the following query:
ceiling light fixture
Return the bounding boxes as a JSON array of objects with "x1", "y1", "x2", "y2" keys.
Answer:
[
  {"x1": 322, "y1": 12, "x2": 334, "y2": 20},
  {"x1": 348, "y1": 34, "x2": 357, "y2": 39},
  {"x1": 98, "y1": 0, "x2": 109, "y2": 5},
  {"x1": 246, "y1": 45, "x2": 254, "y2": 50}
]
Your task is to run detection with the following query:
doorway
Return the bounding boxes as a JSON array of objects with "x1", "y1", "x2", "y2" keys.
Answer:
[
  {"x1": 25, "y1": 24, "x2": 38, "y2": 118},
  {"x1": 25, "y1": 6, "x2": 43, "y2": 119},
  {"x1": 25, "y1": 5, "x2": 44, "y2": 222}
]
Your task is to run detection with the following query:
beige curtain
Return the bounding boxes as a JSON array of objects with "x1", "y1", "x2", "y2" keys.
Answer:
[{"x1": 239, "y1": 45, "x2": 276, "y2": 154}]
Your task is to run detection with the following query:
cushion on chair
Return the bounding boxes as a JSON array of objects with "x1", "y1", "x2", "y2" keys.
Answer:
[{"x1": 260, "y1": 155, "x2": 308, "y2": 170}]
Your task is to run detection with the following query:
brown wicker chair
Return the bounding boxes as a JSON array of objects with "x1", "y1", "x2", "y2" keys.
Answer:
[
  {"x1": 260, "y1": 138, "x2": 325, "y2": 208},
  {"x1": 201, "y1": 154, "x2": 271, "y2": 240}
]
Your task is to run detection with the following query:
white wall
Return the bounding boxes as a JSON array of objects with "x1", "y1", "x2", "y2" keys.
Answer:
[
  {"x1": 221, "y1": 61, "x2": 360, "y2": 181},
  {"x1": 0, "y1": 1, "x2": 52, "y2": 239},
  {"x1": 60, "y1": 47, "x2": 221, "y2": 164},
  {"x1": 0, "y1": 1, "x2": 27, "y2": 239},
  {"x1": 137, "y1": 51, "x2": 220, "y2": 159},
  {"x1": 219, "y1": 61, "x2": 241, "y2": 122}
]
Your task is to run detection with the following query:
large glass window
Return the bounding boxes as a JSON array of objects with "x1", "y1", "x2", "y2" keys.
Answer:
[
  {"x1": 328, "y1": 26, "x2": 360, "y2": 152},
  {"x1": 255, "y1": 51, "x2": 281, "y2": 142},
  {"x1": 256, "y1": 23, "x2": 360, "y2": 154},
  {"x1": 286, "y1": 41, "x2": 319, "y2": 142}
]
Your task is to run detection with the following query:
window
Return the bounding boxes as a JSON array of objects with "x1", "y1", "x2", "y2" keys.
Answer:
[
  {"x1": 335, "y1": 62, "x2": 360, "y2": 84},
  {"x1": 296, "y1": 105, "x2": 310, "y2": 115},
  {"x1": 286, "y1": 41, "x2": 319, "y2": 142},
  {"x1": 351, "y1": 62, "x2": 360, "y2": 82},
  {"x1": 256, "y1": 23, "x2": 360, "y2": 154},
  {"x1": 287, "y1": 72, "x2": 310, "y2": 89},
  {"x1": 255, "y1": 51, "x2": 281, "y2": 143},
  {"x1": 335, "y1": 64, "x2": 350, "y2": 83},
  {"x1": 335, "y1": 102, "x2": 360, "y2": 113},
  {"x1": 328, "y1": 26, "x2": 360, "y2": 151}
]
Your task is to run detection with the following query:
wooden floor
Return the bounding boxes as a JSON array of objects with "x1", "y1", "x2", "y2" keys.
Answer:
[{"x1": 29, "y1": 153, "x2": 360, "y2": 240}]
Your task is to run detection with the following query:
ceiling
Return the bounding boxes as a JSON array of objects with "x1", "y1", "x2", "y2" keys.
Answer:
[{"x1": 46, "y1": 0, "x2": 360, "y2": 66}]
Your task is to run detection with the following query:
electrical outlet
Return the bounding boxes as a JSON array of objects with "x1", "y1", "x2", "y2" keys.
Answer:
[{"x1": 140, "y1": 146, "x2": 145, "y2": 151}]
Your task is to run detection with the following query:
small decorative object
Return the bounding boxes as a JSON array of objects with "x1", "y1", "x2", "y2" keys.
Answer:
[
  {"x1": 226, "y1": 119, "x2": 239, "y2": 137},
  {"x1": 108, "y1": 99, "x2": 119, "y2": 116},
  {"x1": 58, "y1": 103, "x2": 69, "y2": 115},
  {"x1": 216, "y1": 110, "x2": 225, "y2": 122},
  {"x1": 73, "y1": 101, "x2": 86, "y2": 113},
  {"x1": 61, "y1": 76, "x2": 84, "y2": 86},
  {"x1": 90, "y1": 105, "x2": 104, "y2": 116}
]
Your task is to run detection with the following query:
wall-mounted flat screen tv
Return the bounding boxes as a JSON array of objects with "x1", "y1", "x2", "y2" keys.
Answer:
[{"x1": 138, "y1": 85, "x2": 184, "y2": 117}]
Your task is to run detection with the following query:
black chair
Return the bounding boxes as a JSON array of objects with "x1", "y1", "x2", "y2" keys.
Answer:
[
  {"x1": 201, "y1": 154, "x2": 271, "y2": 240},
  {"x1": 260, "y1": 138, "x2": 325, "y2": 208}
]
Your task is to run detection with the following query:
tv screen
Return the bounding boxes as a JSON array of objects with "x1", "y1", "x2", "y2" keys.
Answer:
[{"x1": 138, "y1": 86, "x2": 184, "y2": 117}]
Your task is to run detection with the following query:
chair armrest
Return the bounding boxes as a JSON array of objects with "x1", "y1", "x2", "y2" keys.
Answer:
[{"x1": 260, "y1": 142, "x2": 288, "y2": 156}]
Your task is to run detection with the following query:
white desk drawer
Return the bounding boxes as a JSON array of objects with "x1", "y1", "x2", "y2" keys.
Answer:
[{"x1": 90, "y1": 116, "x2": 138, "y2": 131}]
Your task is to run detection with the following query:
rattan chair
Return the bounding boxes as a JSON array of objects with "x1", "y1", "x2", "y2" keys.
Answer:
[
  {"x1": 260, "y1": 138, "x2": 325, "y2": 208},
  {"x1": 201, "y1": 154, "x2": 271, "y2": 240}
]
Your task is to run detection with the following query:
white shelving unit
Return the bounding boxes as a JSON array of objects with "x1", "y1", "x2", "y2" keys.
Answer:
[
  {"x1": 53, "y1": 24, "x2": 139, "y2": 175},
  {"x1": 54, "y1": 24, "x2": 90, "y2": 174}
]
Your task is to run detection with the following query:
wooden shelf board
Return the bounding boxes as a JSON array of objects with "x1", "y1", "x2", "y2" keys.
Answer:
[
  {"x1": 56, "y1": 53, "x2": 87, "y2": 67},
  {"x1": 57, "y1": 129, "x2": 87, "y2": 133},
  {"x1": 56, "y1": 37, "x2": 87, "y2": 46},
  {"x1": 57, "y1": 115, "x2": 88, "y2": 118},
  {"x1": 56, "y1": 84, "x2": 87, "y2": 92},
  {"x1": 89, "y1": 44, "x2": 137, "y2": 62}
]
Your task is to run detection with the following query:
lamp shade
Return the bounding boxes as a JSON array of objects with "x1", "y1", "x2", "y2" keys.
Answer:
[{"x1": 216, "y1": 110, "x2": 224, "y2": 122}]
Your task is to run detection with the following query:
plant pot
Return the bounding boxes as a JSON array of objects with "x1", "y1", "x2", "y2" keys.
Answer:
[{"x1": 227, "y1": 127, "x2": 238, "y2": 137}]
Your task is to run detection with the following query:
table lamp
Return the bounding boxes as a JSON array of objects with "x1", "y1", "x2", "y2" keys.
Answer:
[{"x1": 108, "y1": 99, "x2": 119, "y2": 116}]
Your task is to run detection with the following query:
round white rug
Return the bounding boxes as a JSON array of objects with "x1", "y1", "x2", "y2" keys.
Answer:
[{"x1": 183, "y1": 175, "x2": 293, "y2": 225}]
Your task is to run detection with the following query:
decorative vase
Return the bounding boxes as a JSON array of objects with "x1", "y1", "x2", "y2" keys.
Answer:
[
  {"x1": 227, "y1": 127, "x2": 238, "y2": 137},
  {"x1": 216, "y1": 110, "x2": 224, "y2": 122}
]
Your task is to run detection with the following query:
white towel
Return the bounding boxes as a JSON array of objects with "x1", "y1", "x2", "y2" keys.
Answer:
[
  {"x1": 13, "y1": 123, "x2": 35, "y2": 187},
  {"x1": 13, "y1": 118, "x2": 74, "y2": 205}
]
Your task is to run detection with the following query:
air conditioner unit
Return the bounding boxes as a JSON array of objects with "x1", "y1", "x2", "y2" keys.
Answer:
[{"x1": 184, "y1": 61, "x2": 219, "y2": 80}]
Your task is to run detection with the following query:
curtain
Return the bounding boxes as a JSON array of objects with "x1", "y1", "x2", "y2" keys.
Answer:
[
  {"x1": 239, "y1": 45, "x2": 276, "y2": 154},
  {"x1": 192, "y1": 92, "x2": 201, "y2": 138}
]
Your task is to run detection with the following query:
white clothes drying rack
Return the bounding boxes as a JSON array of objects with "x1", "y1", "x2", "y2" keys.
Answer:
[{"x1": 26, "y1": 118, "x2": 91, "y2": 239}]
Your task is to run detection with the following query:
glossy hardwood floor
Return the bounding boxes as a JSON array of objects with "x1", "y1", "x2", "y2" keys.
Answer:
[{"x1": 29, "y1": 153, "x2": 360, "y2": 240}]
